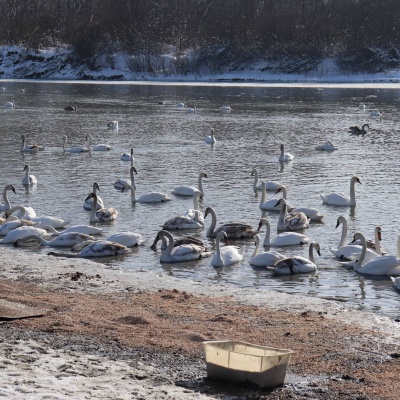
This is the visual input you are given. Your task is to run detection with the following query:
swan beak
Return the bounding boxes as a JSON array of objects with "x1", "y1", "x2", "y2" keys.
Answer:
[
  {"x1": 84, "y1": 194, "x2": 91, "y2": 201},
  {"x1": 257, "y1": 222, "x2": 262, "y2": 231},
  {"x1": 223, "y1": 237, "x2": 229, "y2": 246},
  {"x1": 335, "y1": 221, "x2": 340, "y2": 229},
  {"x1": 351, "y1": 235, "x2": 357, "y2": 243},
  {"x1": 121, "y1": 187, "x2": 126, "y2": 193},
  {"x1": 11, "y1": 186, "x2": 16, "y2": 194},
  {"x1": 274, "y1": 188, "x2": 282, "y2": 194},
  {"x1": 317, "y1": 249, "x2": 321, "y2": 256},
  {"x1": 274, "y1": 200, "x2": 281, "y2": 207}
]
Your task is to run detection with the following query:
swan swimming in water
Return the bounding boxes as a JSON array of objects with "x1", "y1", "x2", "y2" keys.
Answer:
[
  {"x1": 278, "y1": 144, "x2": 294, "y2": 162},
  {"x1": 172, "y1": 172, "x2": 208, "y2": 197},
  {"x1": 182, "y1": 191, "x2": 204, "y2": 223},
  {"x1": 5, "y1": 98, "x2": 15, "y2": 108},
  {"x1": 120, "y1": 148, "x2": 134, "y2": 162},
  {"x1": 107, "y1": 121, "x2": 119, "y2": 129},
  {"x1": 114, "y1": 166, "x2": 137, "y2": 190},
  {"x1": 162, "y1": 210, "x2": 204, "y2": 231},
  {"x1": 251, "y1": 168, "x2": 282, "y2": 192},
  {"x1": 153, "y1": 230, "x2": 210, "y2": 263},
  {"x1": 86, "y1": 193, "x2": 118, "y2": 223},
  {"x1": 64, "y1": 102, "x2": 77, "y2": 112},
  {"x1": 275, "y1": 198, "x2": 309, "y2": 231},
  {"x1": 83, "y1": 182, "x2": 104, "y2": 210},
  {"x1": 211, "y1": 231, "x2": 245, "y2": 267},
  {"x1": 0, "y1": 184, "x2": 16, "y2": 211},
  {"x1": 0, "y1": 218, "x2": 36, "y2": 236},
  {"x1": 20, "y1": 135, "x2": 44, "y2": 152},
  {"x1": 220, "y1": 105, "x2": 232, "y2": 113},
  {"x1": 204, "y1": 128, "x2": 217, "y2": 144},
  {"x1": 22, "y1": 164, "x2": 37, "y2": 185},
  {"x1": 48, "y1": 240, "x2": 129, "y2": 258},
  {"x1": 150, "y1": 232, "x2": 205, "y2": 251},
  {"x1": 62, "y1": 135, "x2": 89, "y2": 153},
  {"x1": 0, "y1": 226, "x2": 51, "y2": 244},
  {"x1": 14, "y1": 232, "x2": 95, "y2": 248},
  {"x1": 272, "y1": 242, "x2": 320, "y2": 275},
  {"x1": 391, "y1": 276, "x2": 400, "y2": 290},
  {"x1": 320, "y1": 176, "x2": 361, "y2": 206},
  {"x1": 349, "y1": 124, "x2": 369, "y2": 135},
  {"x1": 122, "y1": 183, "x2": 171, "y2": 203},
  {"x1": 357, "y1": 103, "x2": 366, "y2": 111},
  {"x1": 250, "y1": 234, "x2": 285, "y2": 267},
  {"x1": 86, "y1": 133, "x2": 112, "y2": 151},
  {"x1": 260, "y1": 182, "x2": 294, "y2": 211},
  {"x1": 315, "y1": 140, "x2": 338, "y2": 151}
]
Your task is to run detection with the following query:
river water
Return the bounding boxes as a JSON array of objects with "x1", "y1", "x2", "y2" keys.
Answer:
[{"x1": 1, "y1": 80, "x2": 400, "y2": 319}]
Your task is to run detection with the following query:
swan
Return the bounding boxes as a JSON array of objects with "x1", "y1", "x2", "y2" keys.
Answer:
[
  {"x1": 83, "y1": 182, "x2": 104, "y2": 210},
  {"x1": 105, "y1": 232, "x2": 146, "y2": 247},
  {"x1": 0, "y1": 184, "x2": 16, "y2": 211},
  {"x1": 211, "y1": 231, "x2": 245, "y2": 267},
  {"x1": 260, "y1": 182, "x2": 294, "y2": 211},
  {"x1": 5, "y1": 98, "x2": 15, "y2": 108},
  {"x1": 57, "y1": 225, "x2": 103, "y2": 236},
  {"x1": 187, "y1": 105, "x2": 196, "y2": 114},
  {"x1": 122, "y1": 183, "x2": 171, "y2": 203},
  {"x1": 250, "y1": 234, "x2": 285, "y2": 267},
  {"x1": 162, "y1": 210, "x2": 204, "y2": 230},
  {"x1": 258, "y1": 218, "x2": 310, "y2": 247},
  {"x1": 172, "y1": 172, "x2": 208, "y2": 196},
  {"x1": 22, "y1": 164, "x2": 37, "y2": 185},
  {"x1": 251, "y1": 168, "x2": 282, "y2": 192},
  {"x1": 158, "y1": 100, "x2": 165, "y2": 105},
  {"x1": 14, "y1": 232, "x2": 95, "y2": 248},
  {"x1": 86, "y1": 193, "x2": 118, "y2": 223},
  {"x1": 86, "y1": 133, "x2": 112, "y2": 151},
  {"x1": 176, "y1": 102, "x2": 185, "y2": 108},
  {"x1": 0, "y1": 226, "x2": 51, "y2": 244},
  {"x1": 331, "y1": 216, "x2": 382, "y2": 262},
  {"x1": 0, "y1": 218, "x2": 36, "y2": 236},
  {"x1": 204, "y1": 128, "x2": 217, "y2": 144},
  {"x1": 320, "y1": 176, "x2": 361, "y2": 206},
  {"x1": 20, "y1": 135, "x2": 44, "y2": 152},
  {"x1": 272, "y1": 242, "x2": 320, "y2": 275},
  {"x1": 64, "y1": 102, "x2": 77, "y2": 112},
  {"x1": 391, "y1": 276, "x2": 400, "y2": 290},
  {"x1": 370, "y1": 110, "x2": 381, "y2": 118},
  {"x1": 150, "y1": 233, "x2": 205, "y2": 251},
  {"x1": 220, "y1": 105, "x2": 232, "y2": 113},
  {"x1": 114, "y1": 166, "x2": 137, "y2": 190},
  {"x1": 107, "y1": 121, "x2": 119, "y2": 129},
  {"x1": 278, "y1": 144, "x2": 294, "y2": 162},
  {"x1": 62, "y1": 135, "x2": 89, "y2": 153},
  {"x1": 204, "y1": 206, "x2": 257, "y2": 239},
  {"x1": 315, "y1": 140, "x2": 338, "y2": 151},
  {"x1": 182, "y1": 191, "x2": 204, "y2": 223},
  {"x1": 153, "y1": 230, "x2": 210, "y2": 263},
  {"x1": 275, "y1": 199, "x2": 309, "y2": 231},
  {"x1": 120, "y1": 148, "x2": 134, "y2": 162},
  {"x1": 346, "y1": 233, "x2": 400, "y2": 276},
  {"x1": 6, "y1": 205, "x2": 36, "y2": 219},
  {"x1": 349, "y1": 124, "x2": 369, "y2": 135},
  {"x1": 357, "y1": 104, "x2": 366, "y2": 111},
  {"x1": 48, "y1": 240, "x2": 129, "y2": 258}
]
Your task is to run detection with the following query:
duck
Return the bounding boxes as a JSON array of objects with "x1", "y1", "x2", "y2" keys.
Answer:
[
  {"x1": 220, "y1": 105, "x2": 232, "y2": 113},
  {"x1": 391, "y1": 276, "x2": 400, "y2": 290},
  {"x1": 345, "y1": 233, "x2": 400, "y2": 276},
  {"x1": 349, "y1": 124, "x2": 369, "y2": 135},
  {"x1": 260, "y1": 182, "x2": 294, "y2": 211},
  {"x1": 83, "y1": 183, "x2": 104, "y2": 210},
  {"x1": 150, "y1": 233, "x2": 205, "y2": 251},
  {"x1": 257, "y1": 218, "x2": 310, "y2": 247},
  {"x1": 272, "y1": 242, "x2": 320, "y2": 275},
  {"x1": 204, "y1": 206, "x2": 257, "y2": 239},
  {"x1": 22, "y1": 164, "x2": 37, "y2": 185},
  {"x1": 107, "y1": 121, "x2": 119, "y2": 129},
  {"x1": 120, "y1": 148, "x2": 134, "y2": 162},
  {"x1": 315, "y1": 140, "x2": 338, "y2": 151},
  {"x1": 64, "y1": 102, "x2": 77, "y2": 112},
  {"x1": 114, "y1": 166, "x2": 137, "y2": 190},
  {"x1": 211, "y1": 231, "x2": 245, "y2": 267},
  {"x1": 20, "y1": 135, "x2": 44, "y2": 152},
  {"x1": 85, "y1": 133, "x2": 112, "y2": 151},
  {"x1": 0, "y1": 226, "x2": 51, "y2": 244},
  {"x1": 14, "y1": 232, "x2": 95, "y2": 248},
  {"x1": 275, "y1": 199, "x2": 309, "y2": 231},
  {"x1": 0, "y1": 184, "x2": 16, "y2": 211},
  {"x1": 122, "y1": 183, "x2": 171, "y2": 203},
  {"x1": 5, "y1": 98, "x2": 15, "y2": 108},
  {"x1": 86, "y1": 193, "x2": 118, "y2": 223},
  {"x1": 278, "y1": 144, "x2": 294, "y2": 162},
  {"x1": 249, "y1": 234, "x2": 285, "y2": 267},
  {"x1": 251, "y1": 168, "x2": 282, "y2": 192},
  {"x1": 162, "y1": 210, "x2": 204, "y2": 231},
  {"x1": 48, "y1": 240, "x2": 130, "y2": 258},
  {"x1": 320, "y1": 176, "x2": 361, "y2": 206},
  {"x1": 153, "y1": 230, "x2": 210, "y2": 263},
  {"x1": 204, "y1": 128, "x2": 217, "y2": 144},
  {"x1": 62, "y1": 135, "x2": 89, "y2": 153},
  {"x1": 172, "y1": 172, "x2": 208, "y2": 197}
]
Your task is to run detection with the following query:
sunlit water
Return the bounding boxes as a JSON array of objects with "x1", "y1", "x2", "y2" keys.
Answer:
[{"x1": 1, "y1": 80, "x2": 400, "y2": 319}]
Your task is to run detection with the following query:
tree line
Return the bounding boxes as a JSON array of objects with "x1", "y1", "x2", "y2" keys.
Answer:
[{"x1": 0, "y1": 0, "x2": 399, "y2": 72}]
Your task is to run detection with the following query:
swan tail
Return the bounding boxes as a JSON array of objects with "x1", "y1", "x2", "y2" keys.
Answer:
[{"x1": 239, "y1": 245, "x2": 246, "y2": 257}]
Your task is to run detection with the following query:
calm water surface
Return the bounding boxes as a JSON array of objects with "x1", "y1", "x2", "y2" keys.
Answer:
[{"x1": 1, "y1": 80, "x2": 400, "y2": 319}]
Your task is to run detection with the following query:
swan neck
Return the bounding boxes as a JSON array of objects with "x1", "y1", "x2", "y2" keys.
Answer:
[
  {"x1": 193, "y1": 193, "x2": 200, "y2": 211},
  {"x1": 354, "y1": 235, "x2": 367, "y2": 271},
  {"x1": 90, "y1": 195, "x2": 98, "y2": 221},
  {"x1": 252, "y1": 169, "x2": 259, "y2": 192},
  {"x1": 309, "y1": 243, "x2": 315, "y2": 264},
  {"x1": 277, "y1": 201, "x2": 287, "y2": 231},
  {"x1": 338, "y1": 218, "x2": 348, "y2": 248},
  {"x1": 19, "y1": 234, "x2": 46, "y2": 245},
  {"x1": 260, "y1": 182, "x2": 266, "y2": 205},
  {"x1": 349, "y1": 178, "x2": 357, "y2": 205},
  {"x1": 263, "y1": 220, "x2": 271, "y2": 246},
  {"x1": 281, "y1": 187, "x2": 288, "y2": 200},
  {"x1": 206, "y1": 208, "x2": 217, "y2": 236},
  {"x1": 161, "y1": 232, "x2": 174, "y2": 257},
  {"x1": 375, "y1": 228, "x2": 382, "y2": 256},
  {"x1": 7, "y1": 205, "x2": 25, "y2": 219},
  {"x1": 129, "y1": 185, "x2": 136, "y2": 201},
  {"x1": 251, "y1": 235, "x2": 260, "y2": 258},
  {"x1": 215, "y1": 234, "x2": 225, "y2": 266},
  {"x1": 2, "y1": 187, "x2": 10, "y2": 207},
  {"x1": 197, "y1": 174, "x2": 204, "y2": 194}
]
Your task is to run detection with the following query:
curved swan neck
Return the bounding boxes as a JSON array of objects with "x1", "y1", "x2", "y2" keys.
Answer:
[
  {"x1": 280, "y1": 186, "x2": 288, "y2": 200},
  {"x1": 18, "y1": 234, "x2": 46, "y2": 246},
  {"x1": 260, "y1": 181, "x2": 266, "y2": 205},
  {"x1": 309, "y1": 243, "x2": 315, "y2": 264},
  {"x1": 262, "y1": 219, "x2": 271, "y2": 246},
  {"x1": 277, "y1": 200, "x2": 287, "y2": 230},
  {"x1": 160, "y1": 231, "x2": 174, "y2": 257},
  {"x1": 215, "y1": 232, "x2": 225, "y2": 266},
  {"x1": 193, "y1": 192, "x2": 201, "y2": 210},
  {"x1": 206, "y1": 207, "x2": 217, "y2": 236},
  {"x1": 353, "y1": 233, "x2": 367, "y2": 270},
  {"x1": 6, "y1": 205, "x2": 25, "y2": 219},
  {"x1": 251, "y1": 235, "x2": 260, "y2": 258},
  {"x1": 2, "y1": 186, "x2": 11, "y2": 207},
  {"x1": 338, "y1": 217, "x2": 348, "y2": 248}
]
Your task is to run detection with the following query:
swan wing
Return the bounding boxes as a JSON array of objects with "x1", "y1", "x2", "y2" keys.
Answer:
[
  {"x1": 172, "y1": 185, "x2": 198, "y2": 196},
  {"x1": 215, "y1": 223, "x2": 255, "y2": 239},
  {"x1": 250, "y1": 251, "x2": 285, "y2": 267},
  {"x1": 360, "y1": 256, "x2": 400, "y2": 276},
  {"x1": 320, "y1": 192, "x2": 350, "y2": 205},
  {"x1": 270, "y1": 232, "x2": 309, "y2": 247}
]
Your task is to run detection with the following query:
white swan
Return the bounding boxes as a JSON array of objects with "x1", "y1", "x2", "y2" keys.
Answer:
[
  {"x1": 391, "y1": 276, "x2": 400, "y2": 290},
  {"x1": 162, "y1": 210, "x2": 204, "y2": 231},
  {"x1": 370, "y1": 110, "x2": 381, "y2": 118},
  {"x1": 275, "y1": 199, "x2": 309, "y2": 231},
  {"x1": 349, "y1": 124, "x2": 369, "y2": 135},
  {"x1": 278, "y1": 144, "x2": 294, "y2": 162},
  {"x1": 62, "y1": 135, "x2": 89, "y2": 153},
  {"x1": 107, "y1": 121, "x2": 119, "y2": 130},
  {"x1": 0, "y1": 219, "x2": 36, "y2": 236},
  {"x1": 172, "y1": 172, "x2": 208, "y2": 197},
  {"x1": 204, "y1": 128, "x2": 217, "y2": 144},
  {"x1": 120, "y1": 148, "x2": 134, "y2": 161},
  {"x1": 105, "y1": 232, "x2": 146, "y2": 247},
  {"x1": 20, "y1": 135, "x2": 44, "y2": 152},
  {"x1": 260, "y1": 182, "x2": 294, "y2": 211},
  {"x1": 220, "y1": 105, "x2": 232, "y2": 113},
  {"x1": 83, "y1": 182, "x2": 104, "y2": 210},
  {"x1": 86, "y1": 133, "x2": 112, "y2": 151},
  {"x1": 64, "y1": 102, "x2": 77, "y2": 112},
  {"x1": 272, "y1": 242, "x2": 320, "y2": 275},
  {"x1": 258, "y1": 218, "x2": 310, "y2": 247},
  {"x1": 176, "y1": 102, "x2": 185, "y2": 108},
  {"x1": 357, "y1": 104, "x2": 366, "y2": 111},
  {"x1": 251, "y1": 168, "x2": 282, "y2": 192},
  {"x1": 5, "y1": 98, "x2": 15, "y2": 108},
  {"x1": 122, "y1": 183, "x2": 171, "y2": 203},
  {"x1": 320, "y1": 176, "x2": 361, "y2": 206},
  {"x1": 114, "y1": 166, "x2": 137, "y2": 190},
  {"x1": 150, "y1": 233, "x2": 205, "y2": 251},
  {"x1": 211, "y1": 231, "x2": 245, "y2": 267},
  {"x1": 0, "y1": 184, "x2": 16, "y2": 211},
  {"x1": 187, "y1": 105, "x2": 197, "y2": 114},
  {"x1": 182, "y1": 191, "x2": 204, "y2": 223},
  {"x1": 0, "y1": 226, "x2": 51, "y2": 244},
  {"x1": 14, "y1": 232, "x2": 95, "y2": 248},
  {"x1": 48, "y1": 240, "x2": 129, "y2": 258},
  {"x1": 346, "y1": 233, "x2": 400, "y2": 276},
  {"x1": 204, "y1": 206, "x2": 257, "y2": 239},
  {"x1": 57, "y1": 225, "x2": 103, "y2": 236},
  {"x1": 331, "y1": 216, "x2": 381, "y2": 262},
  {"x1": 153, "y1": 230, "x2": 210, "y2": 263},
  {"x1": 250, "y1": 234, "x2": 285, "y2": 267},
  {"x1": 6, "y1": 205, "x2": 36, "y2": 219},
  {"x1": 315, "y1": 140, "x2": 338, "y2": 151},
  {"x1": 86, "y1": 193, "x2": 118, "y2": 223},
  {"x1": 22, "y1": 164, "x2": 37, "y2": 185}
]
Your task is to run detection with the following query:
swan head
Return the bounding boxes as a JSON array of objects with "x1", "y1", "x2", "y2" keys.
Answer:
[
  {"x1": 7, "y1": 184, "x2": 16, "y2": 194},
  {"x1": 23, "y1": 164, "x2": 29, "y2": 172},
  {"x1": 85, "y1": 192, "x2": 98, "y2": 202},
  {"x1": 335, "y1": 215, "x2": 346, "y2": 229},
  {"x1": 200, "y1": 172, "x2": 208, "y2": 179},
  {"x1": 94, "y1": 182, "x2": 100, "y2": 192},
  {"x1": 351, "y1": 176, "x2": 362, "y2": 185},
  {"x1": 313, "y1": 242, "x2": 321, "y2": 257},
  {"x1": 130, "y1": 166, "x2": 138, "y2": 174},
  {"x1": 251, "y1": 168, "x2": 258, "y2": 176},
  {"x1": 274, "y1": 185, "x2": 285, "y2": 194},
  {"x1": 216, "y1": 231, "x2": 229, "y2": 245},
  {"x1": 376, "y1": 226, "x2": 382, "y2": 242},
  {"x1": 274, "y1": 198, "x2": 285, "y2": 208},
  {"x1": 204, "y1": 207, "x2": 213, "y2": 218},
  {"x1": 351, "y1": 232, "x2": 364, "y2": 244}
]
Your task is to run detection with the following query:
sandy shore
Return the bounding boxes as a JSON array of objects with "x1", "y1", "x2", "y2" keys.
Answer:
[{"x1": 1, "y1": 247, "x2": 400, "y2": 399}]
